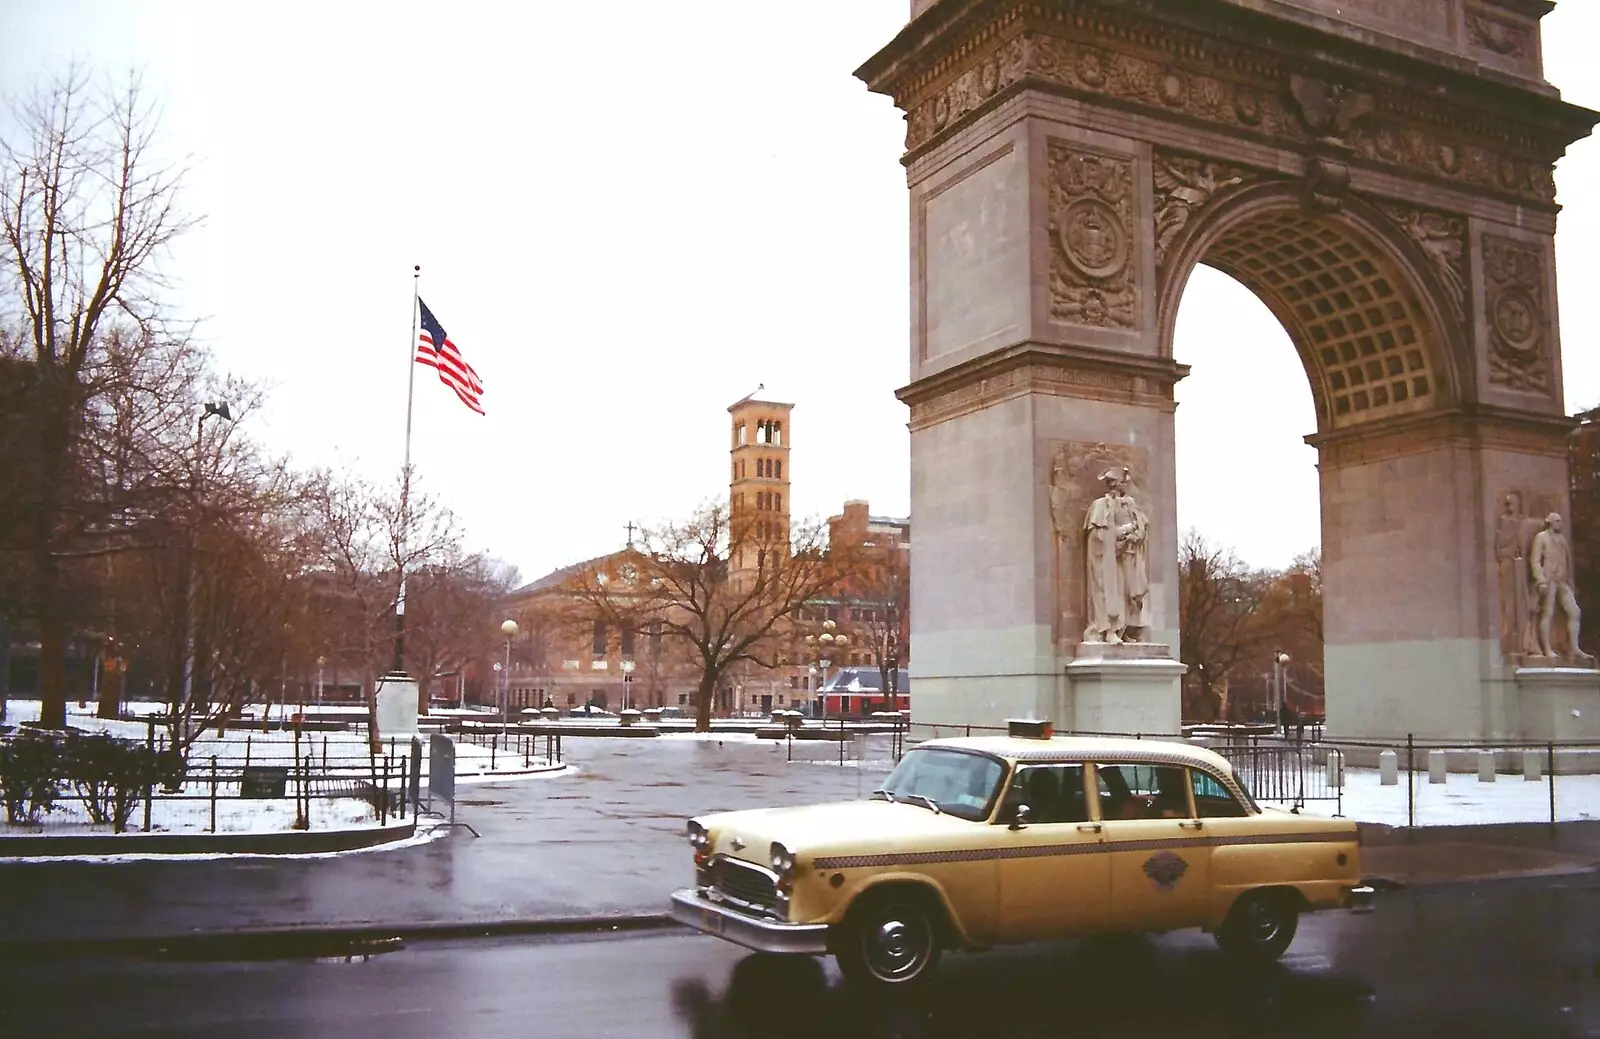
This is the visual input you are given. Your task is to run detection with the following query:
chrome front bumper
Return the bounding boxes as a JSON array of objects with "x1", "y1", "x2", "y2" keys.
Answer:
[
  {"x1": 669, "y1": 888, "x2": 830, "y2": 955},
  {"x1": 1347, "y1": 885, "x2": 1376, "y2": 914}
]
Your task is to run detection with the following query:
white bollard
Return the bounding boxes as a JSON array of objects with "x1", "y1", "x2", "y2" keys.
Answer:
[
  {"x1": 1428, "y1": 749, "x2": 1448, "y2": 784},
  {"x1": 1379, "y1": 749, "x2": 1398, "y2": 786},
  {"x1": 1478, "y1": 749, "x2": 1496, "y2": 783},
  {"x1": 1523, "y1": 749, "x2": 1543, "y2": 782}
]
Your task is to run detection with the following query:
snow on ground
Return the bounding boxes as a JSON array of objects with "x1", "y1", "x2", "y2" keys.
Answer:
[
  {"x1": 655, "y1": 731, "x2": 763, "y2": 743},
  {"x1": 0, "y1": 819, "x2": 452, "y2": 864},
  {"x1": 1258, "y1": 766, "x2": 1600, "y2": 826}
]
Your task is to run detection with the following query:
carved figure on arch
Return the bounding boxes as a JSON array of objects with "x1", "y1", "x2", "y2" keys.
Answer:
[
  {"x1": 1083, "y1": 466, "x2": 1150, "y2": 644},
  {"x1": 1494, "y1": 492, "x2": 1541, "y2": 660},
  {"x1": 1153, "y1": 155, "x2": 1244, "y2": 263}
]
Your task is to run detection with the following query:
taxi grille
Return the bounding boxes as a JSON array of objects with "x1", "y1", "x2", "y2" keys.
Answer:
[{"x1": 711, "y1": 858, "x2": 779, "y2": 915}]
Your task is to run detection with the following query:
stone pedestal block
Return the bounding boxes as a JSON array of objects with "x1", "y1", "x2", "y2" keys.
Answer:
[
  {"x1": 1379, "y1": 750, "x2": 1398, "y2": 786},
  {"x1": 1515, "y1": 666, "x2": 1600, "y2": 742},
  {"x1": 1477, "y1": 750, "x2": 1496, "y2": 782},
  {"x1": 1523, "y1": 749, "x2": 1543, "y2": 781},
  {"x1": 1428, "y1": 750, "x2": 1448, "y2": 784},
  {"x1": 374, "y1": 674, "x2": 419, "y2": 739},
  {"x1": 1062, "y1": 643, "x2": 1184, "y2": 736}
]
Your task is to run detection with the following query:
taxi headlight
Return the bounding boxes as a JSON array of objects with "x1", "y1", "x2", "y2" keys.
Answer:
[
  {"x1": 770, "y1": 842, "x2": 796, "y2": 876},
  {"x1": 688, "y1": 820, "x2": 710, "y2": 850}
]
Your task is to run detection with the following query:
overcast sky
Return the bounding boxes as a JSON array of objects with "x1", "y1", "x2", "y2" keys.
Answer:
[{"x1": 3, "y1": 1, "x2": 1597, "y2": 583}]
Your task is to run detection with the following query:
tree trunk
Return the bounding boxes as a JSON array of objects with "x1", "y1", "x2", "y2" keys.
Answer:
[
  {"x1": 96, "y1": 655, "x2": 120, "y2": 719},
  {"x1": 695, "y1": 672, "x2": 716, "y2": 733},
  {"x1": 36, "y1": 552, "x2": 67, "y2": 728},
  {"x1": 416, "y1": 670, "x2": 432, "y2": 715}
]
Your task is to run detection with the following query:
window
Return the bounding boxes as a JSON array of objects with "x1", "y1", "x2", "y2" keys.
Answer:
[
  {"x1": 878, "y1": 748, "x2": 1006, "y2": 821},
  {"x1": 567, "y1": 692, "x2": 577, "y2": 706},
  {"x1": 772, "y1": 422, "x2": 782, "y2": 445},
  {"x1": 737, "y1": 423, "x2": 747, "y2": 445},
  {"x1": 621, "y1": 626, "x2": 635, "y2": 656},
  {"x1": 1190, "y1": 769, "x2": 1249, "y2": 818},
  {"x1": 774, "y1": 460, "x2": 782, "y2": 478},
  {"x1": 1096, "y1": 764, "x2": 1191, "y2": 820},
  {"x1": 998, "y1": 764, "x2": 1090, "y2": 824},
  {"x1": 774, "y1": 493, "x2": 781, "y2": 512},
  {"x1": 592, "y1": 620, "x2": 606, "y2": 655},
  {"x1": 732, "y1": 462, "x2": 737, "y2": 481},
  {"x1": 789, "y1": 676, "x2": 798, "y2": 690}
]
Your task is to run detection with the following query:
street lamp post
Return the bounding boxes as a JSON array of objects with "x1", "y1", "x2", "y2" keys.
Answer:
[
  {"x1": 621, "y1": 658, "x2": 635, "y2": 712},
  {"x1": 180, "y1": 401, "x2": 231, "y2": 718},
  {"x1": 806, "y1": 619, "x2": 849, "y2": 719},
  {"x1": 1274, "y1": 652, "x2": 1291, "y2": 736},
  {"x1": 316, "y1": 656, "x2": 326, "y2": 707},
  {"x1": 500, "y1": 619, "x2": 519, "y2": 735}
]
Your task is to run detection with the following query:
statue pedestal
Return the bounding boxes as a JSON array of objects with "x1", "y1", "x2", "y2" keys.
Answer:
[
  {"x1": 1515, "y1": 665, "x2": 1600, "y2": 743},
  {"x1": 1063, "y1": 643, "x2": 1185, "y2": 736},
  {"x1": 374, "y1": 673, "x2": 420, "y2": 739}
]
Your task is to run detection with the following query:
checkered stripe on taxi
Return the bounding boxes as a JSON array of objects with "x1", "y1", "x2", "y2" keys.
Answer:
[{"x1": 810, "y1": 829, "x2": 1350, "y2": 871}]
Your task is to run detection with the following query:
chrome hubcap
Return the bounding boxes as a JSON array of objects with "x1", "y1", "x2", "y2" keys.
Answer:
[
  {"x1": 865, "y1": 910, "x2": 928, "y2": 979},
  {"x1": 1249, "y1": 902, "x2": 1281, "y2": 943}
]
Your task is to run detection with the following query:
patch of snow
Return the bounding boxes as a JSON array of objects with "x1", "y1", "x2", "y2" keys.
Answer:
[
  {"x1": 0, "y1": 819, "x2": 450, "y2": 864},
  {"x1": 1259, "y1": 766, "x2": 1600, "y2": 826},
  {"x1": 655, "y1": 731, "x2": 762, "y2": 743}
]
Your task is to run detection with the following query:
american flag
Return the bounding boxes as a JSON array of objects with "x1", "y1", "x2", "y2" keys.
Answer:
[{"x1": 415, "y1": 298, "x2": 484, "y2": 414}]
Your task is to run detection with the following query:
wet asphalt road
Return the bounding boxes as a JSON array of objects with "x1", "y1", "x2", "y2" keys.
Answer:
[{"x1": 6, "y1": 874, "x2": 1596, "y2": 1039}]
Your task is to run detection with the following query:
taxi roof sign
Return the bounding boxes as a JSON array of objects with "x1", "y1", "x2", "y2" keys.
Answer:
[{"x1": 1006, "y1": 718, "x2": 1054, "y2": 740}]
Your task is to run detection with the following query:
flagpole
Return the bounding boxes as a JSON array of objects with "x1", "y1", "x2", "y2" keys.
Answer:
[{"x1": 394, "y1": 265, "x2": 420, "y2": 676}]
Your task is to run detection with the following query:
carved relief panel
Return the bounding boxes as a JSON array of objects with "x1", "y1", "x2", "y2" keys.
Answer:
[
  {"x1": 1046, "y1": 141, "x2": 1137, "y2": 330},
  {"x1": 1482, "y1": 235, "x2": 1552, "y2": 395},
  {"x1": 1152, "y1": 151, "x2": 1255, "y2": 269},
  {"x1": 1048, "y1": 441, "x2": 1149, "y2": 648},
  {"x1": 1379, "y1": 204, "x2": 1468, "y2": 322}
]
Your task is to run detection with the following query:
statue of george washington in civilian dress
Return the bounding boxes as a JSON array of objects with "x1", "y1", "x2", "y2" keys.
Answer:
[{"x1": 1083, "y1": 466, "x2": 1150, "y2": 643}]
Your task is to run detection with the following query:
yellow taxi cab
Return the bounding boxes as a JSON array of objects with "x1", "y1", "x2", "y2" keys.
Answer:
[{"x1": 669, "y1": 719, "x2": 1373, "y2": 987}]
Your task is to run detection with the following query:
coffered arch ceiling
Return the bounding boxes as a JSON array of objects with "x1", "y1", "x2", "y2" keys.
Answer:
[{"x1": 1158, "y1": 186, "x2": 1462, "y2": 434}]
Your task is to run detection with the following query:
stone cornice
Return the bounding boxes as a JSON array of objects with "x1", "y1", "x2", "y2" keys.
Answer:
[
  {"x1": 1306, "y1": 405, "x2": 1574, "y2": 468},
  {"x1": 897, "y1": 343, "x2": 1189, "y2": 431},
  {"x1": 857, "y1": 0, "x2": 1596, "y2": 206}
]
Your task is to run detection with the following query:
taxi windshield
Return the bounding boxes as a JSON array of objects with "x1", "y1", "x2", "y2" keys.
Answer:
[{"x1": 875, "y1": 748, "x2": 1007, "y2": 821}]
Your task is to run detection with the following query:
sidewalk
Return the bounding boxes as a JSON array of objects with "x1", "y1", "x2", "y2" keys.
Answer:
[{"x1": 0, "y1": 733, "x2": 1594, "y2": 950}]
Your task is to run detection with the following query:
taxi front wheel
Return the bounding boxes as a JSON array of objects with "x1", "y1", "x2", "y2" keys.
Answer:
[
  {"x1": 1215, "y1": 890, "x2": 1299, "y2": 962},
  {"x1": 836, "y1": 895, "x2": 943, "y2": 987}
]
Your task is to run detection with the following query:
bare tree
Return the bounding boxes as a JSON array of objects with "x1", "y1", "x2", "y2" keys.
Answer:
[
  {"x1": 568, "y1": 503, "x2": 857, "y2": 731},
  {"x1": 406, "y1": 553, "x2": 517, "y2": 713},
  {"x1": 0, "y1": 68, "x2": 196, "y2": 727},
  {"x1": 1178, "y1": 529, "x2": 1274, "y2": 721}
]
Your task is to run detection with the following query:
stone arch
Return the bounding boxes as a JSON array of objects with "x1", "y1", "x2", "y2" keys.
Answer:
[
  {"x1": 861, "y1": 0, "x2": 1598, "y2": 747},
  {"x1": 1155, "y1": 182, "x2": 1467, "y2": 434}
]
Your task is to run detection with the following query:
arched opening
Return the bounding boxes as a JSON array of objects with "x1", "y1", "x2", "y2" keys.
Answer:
[{"x1": 1161, "y1": 187, "x2": 1463, "y2": 733}]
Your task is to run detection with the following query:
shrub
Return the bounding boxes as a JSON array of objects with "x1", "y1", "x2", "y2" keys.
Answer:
[
  {"x1": 0, "y1": 730, "x2": 66, "y2": 825},
  {"x1": 61, "y1": 732, "x2": 168, "y2": 833}
]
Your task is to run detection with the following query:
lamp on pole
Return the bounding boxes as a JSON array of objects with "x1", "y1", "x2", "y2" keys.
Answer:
[
  {"x1": 620, "y1": 658, "x2": 635, "y2": 712},
  {"x1": 500, "y1": 618, "x2": 519, "y2": 734},
  {"x1": 806, "y1": 619, "x2": 849, "y2": 719},
  {"x1": 1274, "y1": 652, "x2": 1291, "y2": 736},
  {"x1": 181, "y1": 401, "x2": 231, "y2": 718}
]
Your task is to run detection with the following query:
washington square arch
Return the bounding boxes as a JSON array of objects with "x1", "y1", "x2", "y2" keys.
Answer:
[{"x1": 854, "y1": 0, "x2": 1600, "y2": 747}]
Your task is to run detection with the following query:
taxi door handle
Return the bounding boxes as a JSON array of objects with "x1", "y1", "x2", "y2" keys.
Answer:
[
  {"x1": 1076, "y1": 823, "x2": 1102, "y2": 834},
  {"x1": 1178, "y1": 820, "x2": 1204, "y2": 830}
]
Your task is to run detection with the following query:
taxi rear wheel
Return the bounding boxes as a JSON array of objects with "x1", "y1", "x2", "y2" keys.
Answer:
[
  {"x1": 836, "y1": 895, "x2": 943, "y2": 988},
  {"x1": 1216, "y1": 890, "x2": 1299, "y2": 962}
]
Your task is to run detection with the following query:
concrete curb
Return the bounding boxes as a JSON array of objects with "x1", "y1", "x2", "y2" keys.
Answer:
[
  {"x1": 0, "y1": 821, "x2": 418, "y2": 858},
  {"x1": 0, "y1": 913, "x2": 679, "y2": 963}
]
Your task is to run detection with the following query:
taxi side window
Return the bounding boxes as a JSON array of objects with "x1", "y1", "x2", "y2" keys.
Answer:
[
  {"x1": 998, "y1": 765, "x2": 1089, "y2": 824},
  {"x1": 1189, "y1": 768, "x2": 1248, "y2": 818},
  {"x1": 1095, "y1": 764, "x2": 1191, "y2": 820}
]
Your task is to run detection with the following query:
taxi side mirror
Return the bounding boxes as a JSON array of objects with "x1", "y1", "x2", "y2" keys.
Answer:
[{"x1": 1009, "y1": 804, "x2": 1031, "y2": 831}]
